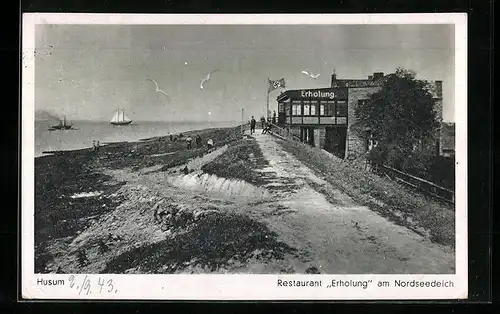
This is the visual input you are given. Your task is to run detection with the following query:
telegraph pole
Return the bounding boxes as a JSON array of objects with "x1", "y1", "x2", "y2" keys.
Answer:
[
  {"x1": 241, "y1": 107, "x2": 244, "y2": 136},
  {"x1": 266, "y1": 78, "x2": 270, "y2": 120}
]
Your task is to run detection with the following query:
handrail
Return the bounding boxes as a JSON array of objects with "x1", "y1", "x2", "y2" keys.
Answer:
[
  {"x1": 378, "y1": 164, "x2": 455, "y2": 204},
  {"x1": 380, "y1": 164, "x2": 454, "y2": 193},
  {"x1": 267, "y1": 123, "x2": 302, "y2": 142}
]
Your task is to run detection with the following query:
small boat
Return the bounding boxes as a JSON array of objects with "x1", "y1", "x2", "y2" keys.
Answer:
[
  {"x1": 110, "y1": 108, "x2": 132, "y2": 126},
  {"x1": 48, "y1": 116, "x2": 74, "y2": 131}
]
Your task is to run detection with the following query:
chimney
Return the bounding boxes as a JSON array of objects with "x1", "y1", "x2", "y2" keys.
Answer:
[
  {"x1": 373, "y1": 72, "x2": 384, "y2": 80},
  {"x1": 368, "y1": 75, "x2": 373, "y2": 80},
  {"x1": 435, "y1": 80, "x2": 443, "y2": 98},
  {"x1": 331, "y1": 70, "x2": 337, "y2": 87}
]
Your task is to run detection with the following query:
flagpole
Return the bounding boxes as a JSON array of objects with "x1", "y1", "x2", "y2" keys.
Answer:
[
  {"x1": 266, "y1": 78, "x2": 270, "y2": 120},
  {"x1": 241, "y1": 108, "x2": 244, "y2": 136}
]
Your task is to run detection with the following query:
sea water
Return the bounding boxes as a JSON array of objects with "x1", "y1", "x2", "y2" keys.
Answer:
[{"x1": 34, "y1": 120, "x2": 239, "y2": 157}]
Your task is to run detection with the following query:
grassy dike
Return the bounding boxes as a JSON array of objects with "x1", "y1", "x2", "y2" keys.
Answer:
[
  {"x1": 34, "y1": 125, "x2": 244, "y2": 273},
  {"x1": 201, "y1": 135, "x2": 270, "y2": 186},
  {"x1": 273, "y1": 135, "x2": 455, "y2": 247}
]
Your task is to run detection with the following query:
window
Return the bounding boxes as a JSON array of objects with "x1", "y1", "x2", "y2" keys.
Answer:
[
  {"x1": 326, "y1": 101, "x2": 335, "y2": 116},
  {"x1": 310, "y1": 102, "x2": 317, "y2": 115},
  {"x1": 292, "y1": 101, "x2": 301, "y2": 116},
  {"x1": 278, "y1": 103, "x2": 284, "y2": 113},
  {"x1": 285, "y1": 104, "x2": 291, "y2": 116},
  {"x1": 336, "y1": 100, "x2": 347, "y2": 116},
  {"x1": 319, "y1": 101, "x2": 326, "y2": 116},
  {"x1": 303, "y1": 101, "x2": 310, "y2": 116}
]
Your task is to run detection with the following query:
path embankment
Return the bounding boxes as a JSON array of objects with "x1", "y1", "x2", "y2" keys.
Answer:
[{"x1": 272, "y1": 135, "x2": 455, "y2": 247}]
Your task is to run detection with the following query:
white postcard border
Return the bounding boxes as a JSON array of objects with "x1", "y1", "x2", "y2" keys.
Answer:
[{"x1": 21, "y1": 13, "x2": 468, "y2": 300}]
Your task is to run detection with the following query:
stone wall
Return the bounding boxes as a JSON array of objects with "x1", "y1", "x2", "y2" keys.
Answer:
[
  {"x1": 434, "y1": 98, "x2": 444, "y2": 155},
  {"x1": 346, "y1": 129, "x2": 368, "y2": 160},
  {"x1": 345, "y1": 87, "x2": 380, "y2": 159},
  {"x1": 427, "y1": 80, "x2": 443, "y2": 123},
  {"x1": 425, "y1": 81, "x2": 444, "y2": 155}
]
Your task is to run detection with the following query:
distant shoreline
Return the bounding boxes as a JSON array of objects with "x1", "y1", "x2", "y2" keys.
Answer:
[
  {"x1": 35, "y1": 119, "x2": 242, "y2": 124},
  {"x1": 35, "y1": 124, "x2": 243, "y2": 159},
  {"x1": 34, "y1": 120, "x2": 242, "y2": 158}
]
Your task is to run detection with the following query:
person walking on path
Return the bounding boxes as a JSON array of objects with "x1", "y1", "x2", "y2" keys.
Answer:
[
  {"x1": 186, "y1": 136, "x2": 193, "y2": 149},
  {"x1": 262, "y1": 122, "x2": 271, "y2": 134},
  {"x1": 207, "y1": 138, "x2": 214, "y2": 151},
  {"x1": 196, "y1": 135, "x2": 202, "y2": 148},
  {"x1": 272, "y1": 111, "x2": 277, "y2": 125},
  {"x1": 250, "y1": 116, "x2": 256, "y2": 135},
  {"x1": 260, "y1": 116, "x2": 266, "y2": 129}
]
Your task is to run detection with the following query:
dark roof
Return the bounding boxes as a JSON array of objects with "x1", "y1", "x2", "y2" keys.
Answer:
[
  {"x1": 276, "y1": 73, "x2": 441, "y2": 101},
  {"x1": 331, "y1": 73, "x2": 396, "y2": 88},
  {"x1": 333, "y1": 73, "x2": 442, "y2": 98}
]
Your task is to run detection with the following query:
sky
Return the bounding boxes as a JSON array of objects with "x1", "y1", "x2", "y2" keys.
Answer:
[{"x1": 34, "y1": 24, "x2": 455, "y2": 122}]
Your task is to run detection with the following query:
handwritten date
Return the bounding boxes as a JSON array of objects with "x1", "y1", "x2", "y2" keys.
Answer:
[{"x1": 68, "y1": 275, "x2": 118, "y2": 296}]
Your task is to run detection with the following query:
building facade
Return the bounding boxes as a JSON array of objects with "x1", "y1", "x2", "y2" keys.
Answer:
[
  {"x1": 276, "y1": 71, "x2": 443, "y2": 160},
  {"x1": 440, "y1": 122, "x2": 455, "y2": 157}
]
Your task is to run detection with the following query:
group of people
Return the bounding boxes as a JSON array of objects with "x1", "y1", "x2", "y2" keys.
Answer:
[
  {"x1": 92, "y1": 140, "x2": 101, "y2": 152},
  {"x1": 250, "y1": 110, "x2": 277, "y2": 135},
  {"x1": 168, "y1": 132, "x2": 214, "y2": 151},
  {"x1": 185, "y1": 134, "x2": 205, "y2": 149},
  {"x1": 169, "y1": 133, "x2": 183, "y2": 142},
  {"x1": 91, "y1": 130, "x2": 215, "y2": 155}
]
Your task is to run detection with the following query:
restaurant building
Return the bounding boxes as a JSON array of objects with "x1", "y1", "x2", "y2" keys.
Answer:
[{"x1": 276, "y1": 71, "x2": 443, "y2": 160}]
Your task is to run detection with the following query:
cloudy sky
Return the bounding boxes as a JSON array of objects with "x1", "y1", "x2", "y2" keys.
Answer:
[{"x1": 34, "y1": 24, "x2": 455, "y2": 122}]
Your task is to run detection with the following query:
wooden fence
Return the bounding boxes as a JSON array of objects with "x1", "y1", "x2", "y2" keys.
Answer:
[{"x1": 376, "y1": 164, "x2": 455, "y2": 204}]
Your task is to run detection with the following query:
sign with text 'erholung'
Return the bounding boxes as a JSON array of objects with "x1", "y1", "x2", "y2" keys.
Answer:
[{"x1": 277, "y1": 87, "x2": 348, "y2": 101}]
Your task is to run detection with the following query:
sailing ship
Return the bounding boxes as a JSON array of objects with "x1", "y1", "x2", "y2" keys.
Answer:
[
  {"x1": 48, "y1": 116, "x2": 74, "y2": 131},
  {"x1": 110, "y1": 109, "x2": 132, "y2": 126}
]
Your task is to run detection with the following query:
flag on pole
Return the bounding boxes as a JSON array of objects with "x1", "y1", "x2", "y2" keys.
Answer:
[{"x1": 268, "y1": 78, "x2": 286, "y2": 92}]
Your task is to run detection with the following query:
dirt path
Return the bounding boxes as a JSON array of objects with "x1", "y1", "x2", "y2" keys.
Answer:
[{"x1": 248, "y1": 130, "x2": 455, "y2": 274}]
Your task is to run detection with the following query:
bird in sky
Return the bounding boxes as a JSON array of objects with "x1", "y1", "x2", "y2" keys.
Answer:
[
  {"x1": 301, "y1": 70, "x2": 321, "y2": 79},
  {"x1": 147, "y1": 79, "x2": 171, "y2": 102},
  {"x1": 200, "y1": 69, "x2": 220, "y2": 90}
]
